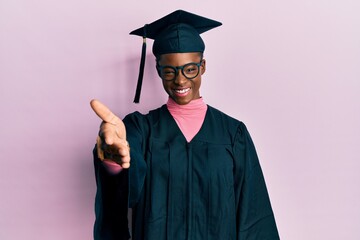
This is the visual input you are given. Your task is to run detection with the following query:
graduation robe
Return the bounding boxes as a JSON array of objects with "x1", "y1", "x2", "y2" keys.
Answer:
[{"x1": 94, "y1": 105, "x2": 279, "y2": 240}]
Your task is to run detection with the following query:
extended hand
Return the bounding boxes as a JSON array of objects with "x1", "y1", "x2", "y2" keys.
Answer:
[{"x1": 90, "y1": 99, "x2": 130, "y2": 168}]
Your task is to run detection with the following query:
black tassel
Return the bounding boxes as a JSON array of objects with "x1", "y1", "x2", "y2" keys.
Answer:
[{"x1": 133, "y1": 28, "x2": 147, "y2": 103}]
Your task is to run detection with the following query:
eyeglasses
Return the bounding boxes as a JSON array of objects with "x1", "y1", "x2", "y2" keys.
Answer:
[{"x1": 156, "y1": 60, "x2": 203, "y2": 81}]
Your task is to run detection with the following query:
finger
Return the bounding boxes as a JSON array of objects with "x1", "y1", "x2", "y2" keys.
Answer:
[
  {"x1": 101, "y1": 136, "x2": 129, "y2": 156},
  {"x1": 118, "y1": 143, "x2": 130, "y2": 169},
  {"x1": 121, "y1": 162, "x2": 130, "y2": 169},
  {"x1": 103, "y1": 149, "x2": 130, "y2": 169},
  {"x1": 111, "y1": 139, "x2": 130, "y2": 157},
  {"x1": 103, "y1": 158, "x2": 130, "y2": 169},
  {"x1": 100, "y1": 127, "x2": 118, "y2": 145},
  {"x1": 96, "y1": 133, "x2": 130, "y2": 169},
  {"x1": 90, "y1": 99, "x2": 120, "y2": 125}
]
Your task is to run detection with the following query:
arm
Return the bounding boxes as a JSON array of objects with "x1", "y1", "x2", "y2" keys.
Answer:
[
  {"x1": 90, "y1": 100, "x2": 148, "y2": 239},
  {"x1": 90, "y1": 99, "x2": 131, "y2": 239}
]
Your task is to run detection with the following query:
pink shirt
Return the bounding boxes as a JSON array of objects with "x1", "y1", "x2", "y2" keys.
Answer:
[
  {"x1": 166, "y1": 97, "x2": 207, "y2": 142},
  {"x1": 102, "y1": 97, "x2": 207, "y2": 174}
]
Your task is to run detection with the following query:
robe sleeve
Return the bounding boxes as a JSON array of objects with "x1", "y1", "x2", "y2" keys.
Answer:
[
  {"x1": 93, "y1": 147, "x2": 131, "y2": 240},
  {"x1": 233, "y1": 123, "x2": 280, "y2": 239}
]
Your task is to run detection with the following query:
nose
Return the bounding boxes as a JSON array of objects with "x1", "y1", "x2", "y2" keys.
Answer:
[{"x1": 174, "y1": 70, "x2": 187, "y2": 85}]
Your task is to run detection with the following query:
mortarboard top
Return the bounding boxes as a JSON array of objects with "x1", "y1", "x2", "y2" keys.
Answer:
[{"x1": 130, "y1": 9, "x2": 222, "y2": 103}]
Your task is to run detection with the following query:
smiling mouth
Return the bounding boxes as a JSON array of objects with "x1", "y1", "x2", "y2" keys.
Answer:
[{"x1": 174, "y1": 88, "x2": 190, "y2": 94}]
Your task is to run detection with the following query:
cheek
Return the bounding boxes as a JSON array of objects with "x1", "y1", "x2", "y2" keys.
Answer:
[
  {"x1": 193, "y1": 79, "x2": 201, "y2": 90},
  {"x1": 162, "y1": 82, "x2": 172, "y2": 93}
]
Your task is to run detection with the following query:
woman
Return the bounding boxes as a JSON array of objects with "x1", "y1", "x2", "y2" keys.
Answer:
[{"x1": 91, "y1": 10, "x2": 279, "y2": 240}]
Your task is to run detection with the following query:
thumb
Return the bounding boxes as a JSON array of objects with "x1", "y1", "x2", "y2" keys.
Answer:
[{"x1": 90, "y1": 99, "x2": 120, "y2": 125}]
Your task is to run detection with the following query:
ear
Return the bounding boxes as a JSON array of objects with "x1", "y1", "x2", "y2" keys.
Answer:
[{"x1": 201, "y1": 59, "x2": 206, "y2": 75}]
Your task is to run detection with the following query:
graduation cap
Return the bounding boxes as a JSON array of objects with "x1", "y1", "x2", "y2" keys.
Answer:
[{"x1": 130, "y1": 9, "x2": 222, "y2": 103}]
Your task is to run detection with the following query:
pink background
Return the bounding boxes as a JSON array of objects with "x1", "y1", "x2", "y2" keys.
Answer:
[{"x1": 1, "y1": 1, "x2": 359, "y2": 239}]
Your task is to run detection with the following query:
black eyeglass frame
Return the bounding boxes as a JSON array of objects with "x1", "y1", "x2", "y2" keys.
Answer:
[{"x1": 156, "y1": 60, "x2": 204, "y2": 81}]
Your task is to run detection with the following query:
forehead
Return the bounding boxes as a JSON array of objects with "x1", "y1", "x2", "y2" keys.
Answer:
[{"x1": 158, "y1": 52, "x2": 202, "y2": 65}]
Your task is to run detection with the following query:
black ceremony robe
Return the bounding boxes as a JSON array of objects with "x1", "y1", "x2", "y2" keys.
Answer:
[{"x1": 94, "y1": 105, "x2": 279, "y2": 240}]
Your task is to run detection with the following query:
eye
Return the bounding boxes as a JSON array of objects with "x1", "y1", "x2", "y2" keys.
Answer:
[
  {"x1": 184, "y1": 64, "x2": 198, "y2": 75},
  {"x1": 161, "y1": 67, "x2": 175, "y2": 75},
  {"x1": 185, "y1": 67, "x2": 196, "y2": 73}
]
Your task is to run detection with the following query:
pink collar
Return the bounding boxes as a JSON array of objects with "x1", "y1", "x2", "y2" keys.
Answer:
[{"x1": 166, "y1": 97, "x2": 207, "y2": 114}]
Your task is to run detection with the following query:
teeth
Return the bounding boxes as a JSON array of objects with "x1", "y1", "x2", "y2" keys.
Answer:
[{"x1": 175, "y1": 88, "x2": 190, "y2": 94}]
